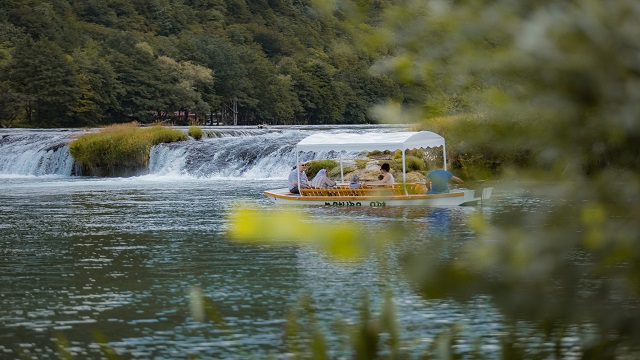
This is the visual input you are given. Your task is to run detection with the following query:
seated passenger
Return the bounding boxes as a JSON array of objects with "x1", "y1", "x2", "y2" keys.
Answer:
[
  {"x1": 288, "y1": 162, "x2": 310, "y2": 194},
  {"x1": 310, "y1": 169, "x2": 337, "y2": 188},
  {"x1": 363, "y1": 163, "x2": 394, "y2": 187},
  {"x1": 348, "y1": 174, "x2": 362, "y2": 189}
]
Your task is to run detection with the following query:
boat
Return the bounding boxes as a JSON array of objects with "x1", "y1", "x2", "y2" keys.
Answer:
[{"x1": 264, "y1": 131, "x2": 493, "y2": 207}]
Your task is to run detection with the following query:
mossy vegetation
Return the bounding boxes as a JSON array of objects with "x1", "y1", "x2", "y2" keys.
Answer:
[
  {"x1": 329, "y1": 166, "x2": 353, "y2": 178},
  {"x1": 386, "y1": 156, "x2": 427, "y2": 173},
  {"x1": 188, "y1": 126, "x2": 203, "y2": 140},
  {"x1": 305, "y1": 160, "x2": 339, "y2": 180},
  {"x1": 366, "y1": 150, "x2": 392, "y2": 158},
  {"x1": 203, "y1": 131, "x2": 221, "y2": 138},
  {"x1": 354, "y1": 159, "x2": 368, "y2": 169},
  {"x1": 393, "y1": 149, "x2": 425, "y2": 160},
  {"x1": 69, "y1": 123, "x2": 187, "y2": 176}
]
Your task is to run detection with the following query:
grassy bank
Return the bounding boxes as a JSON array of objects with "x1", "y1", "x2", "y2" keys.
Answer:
[{"x1": 69, "y1": 123, "x2": 187, "y2": 176}]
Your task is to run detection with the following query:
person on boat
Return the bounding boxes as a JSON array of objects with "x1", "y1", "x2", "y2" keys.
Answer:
[
  {"x1": 288, "y1": 162, "x2": 310, "y2": 194},
  {"x1": 310, "y1": 169, "x2": 336, "y2": 188},
  {"x1": 426, "y1": 163, "x2": 463, "y2": 194},
  {"x1": 363, "y1": 163, "x2": 394, "y2": 187},
  {"x1": 349, "y1": 174, "x2": 362, "y2": 189}
]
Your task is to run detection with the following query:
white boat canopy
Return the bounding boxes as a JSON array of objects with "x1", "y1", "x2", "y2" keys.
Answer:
[
  {"x1": 296, "y1": 131, "x2": 445, "y2": 153},
  {"x1": 294, "y1": 131, "x2": 448, "y2": 191}
]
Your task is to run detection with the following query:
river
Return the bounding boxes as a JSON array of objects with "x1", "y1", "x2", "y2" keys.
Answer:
[{"x1": 1, "y1": 126, "x2": 537, "y2": 359}]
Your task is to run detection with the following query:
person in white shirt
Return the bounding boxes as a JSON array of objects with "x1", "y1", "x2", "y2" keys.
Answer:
[{"x1": 288, "y1": 162, "x2": 310, "y2": 194}]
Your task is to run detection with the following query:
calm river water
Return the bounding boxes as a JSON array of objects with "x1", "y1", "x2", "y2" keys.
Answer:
[
  {"x1": 0, "y1": 174, "x2": 535, "y2": 359},
  {"x1": 0, "y1": 126, "x2": 552, "y2": 359}
]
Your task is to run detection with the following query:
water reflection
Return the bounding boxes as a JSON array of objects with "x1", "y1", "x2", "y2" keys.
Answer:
[{"x1": 427, "y1": 208, "x2": 453, "y2": 234}]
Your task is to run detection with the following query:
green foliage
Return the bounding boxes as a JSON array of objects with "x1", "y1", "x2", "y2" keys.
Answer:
[
  {"x1": 366, "y1": 150, "x2": 391, "y2": 157},
  {"x1": 386, "y1": 156, "x2": 426, "y2": 173},
  {"x1": 305, "y1": 159, "x2": 339, "y2": 180},
  {"x1": 0, "y1": 0, "x2": 401, "y2": 126},
  {"x1": 293, "y1": 60, "x2": 347, "y2": 124},
  {"x1": 0, "y1": 80, "x2": 26, "y2": 128},
  {"x1": 355, "y1": 159, "x2": 368, "y2": 169},
  {"x1": 188, "y1": 125, "x2": 203, "y2": 140},
  {"x1": 5, "y1": 38, "x2": 80, "y2": 127},
  {"x1": 188, "y1": 287, "x2": 227, "y2": 328},
  {"x1": 70, "y1": 40, "x2": 120, "y2": 126},
  {"x1": 69, "y1": 123, "x2": 187, "y2": 176},
  {"x1": 336, "y1": 67, "x2": 403, "y2": 124},
  {"x1": 331, "y1": 166, "x2": 353, "y2": 178},
  {"x1": 392, "y1": 149, "x2": 424, "y2": 160},
  {"x1": 203, "y1": 130, "x2": 220, "y2": 138}
]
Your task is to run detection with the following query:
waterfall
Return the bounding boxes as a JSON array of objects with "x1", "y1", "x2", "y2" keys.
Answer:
[
  {"x1": 148, "y1": 131, "x2": 308, "y2": 179},
  {"x1": 0, "y1": 130, "x2": 77, "y2": 177},
  {"x1": 0, "y1": 126, "x2": 400, "y2": 179}
]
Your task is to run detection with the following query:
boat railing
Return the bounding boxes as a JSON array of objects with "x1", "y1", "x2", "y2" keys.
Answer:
[{"x1": 300, "y1": 183, "x2": 427, "y2": 197}]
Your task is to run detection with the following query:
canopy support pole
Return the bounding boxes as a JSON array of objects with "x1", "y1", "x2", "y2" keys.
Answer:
[
  {"x1": 402, "y1": 149, "x2": 408, "y2": 195},
  {"x1": 339, "y1": 154, "x2": 344, "y2": 183},
  {"x1": 443, "y1": 144, "x2": 448, "y2": 171},
  {"x1": 296, "y1": 152, "x2": 303, "y2": 197}
]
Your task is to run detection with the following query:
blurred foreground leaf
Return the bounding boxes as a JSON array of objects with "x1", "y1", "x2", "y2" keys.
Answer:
[{"x1": 228, "y1": 205, "x2": 398, "y2": 262}]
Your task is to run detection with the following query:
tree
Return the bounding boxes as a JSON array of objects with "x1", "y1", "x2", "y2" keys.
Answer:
[
  {"x1": 192, "y1": 36, "x2": 249, "y2": 124},
  {"x1": 6, "y1": 38, "x2": 80, "y2": 127},
  {"x1": 157, "y1": 55, "x2": 215, "y2": 124},
  {"x1": 236, "y1": 45, "x2": 298, "y2": 124},
  {"x1": 336, "y1": 66, "x2": 403, "y2": 123},
  {"x1": 104, "y1": 36, "x2": 174, "y2": 122},
  {"x1": 0, "y1": 80, "x2": 26, "y2": 128},
  {"x1": 70, "y1": 40, "x2": 120, "y2": 126},
  {"x1": 5, "y1": 1, "x2": 65, "y2": 42},
  {"x1": 293, "y1": 60, "x2": 345, "y2": 124}
]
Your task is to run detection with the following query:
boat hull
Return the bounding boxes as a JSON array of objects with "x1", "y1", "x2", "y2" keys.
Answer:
[{"x1": 263, "y1": 188, "x2": 485, "y2": 207}]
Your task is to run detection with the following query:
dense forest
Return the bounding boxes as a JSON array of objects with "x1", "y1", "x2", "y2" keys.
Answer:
[{"x1": 0, "y1": 0, "x2": 402, "y2": 127}]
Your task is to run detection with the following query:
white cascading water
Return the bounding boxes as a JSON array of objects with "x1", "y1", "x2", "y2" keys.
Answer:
[
  {"x1": 0, "y1": 126, "x2": 395, "y2": 179},
  {"x1": 147, "y1": 131, "x2": 310, "y2": 179},
  {"x1": 0, "y1": 130, "x2": 77, "y2": 176}
]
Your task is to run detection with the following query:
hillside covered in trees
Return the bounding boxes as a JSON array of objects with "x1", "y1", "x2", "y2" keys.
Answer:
[{"x1": 0, "y1": 0, "x2": 402, "y2": 127}]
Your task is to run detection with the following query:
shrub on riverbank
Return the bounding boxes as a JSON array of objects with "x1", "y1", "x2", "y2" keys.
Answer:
[
  {"x1": 387, "y1": 155, "x2": 427, "y2": 173},
  {"x1": 305, "y1": 160, "x2": 339, "y2": 179},
  {"x1": 188, "y1": 126, "x2": 203, "y2": 140},
  {"x1": 69, "y1": 123, "x2": 187, "y2": 176}
]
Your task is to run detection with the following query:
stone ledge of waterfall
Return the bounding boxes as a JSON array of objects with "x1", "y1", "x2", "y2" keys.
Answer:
[{"x1": 77, "y1": 165, "x2": 151, "y2": 177}]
